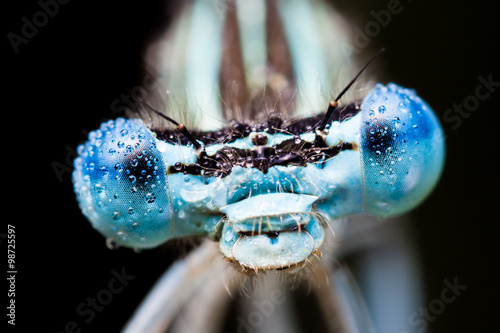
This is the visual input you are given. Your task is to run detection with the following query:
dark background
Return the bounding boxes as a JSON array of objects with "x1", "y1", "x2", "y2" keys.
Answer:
[{"x1": 6, "y1": 0, "x2": 498, "y2": 332}]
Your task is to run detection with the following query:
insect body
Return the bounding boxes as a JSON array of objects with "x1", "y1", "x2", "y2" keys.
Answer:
[
  {"x1": 73, "y1": 80, "x2": 444, "y2": 271},
  {"x1": 73, "y1": 1, "x2": 445, "y2": 330},
  {"x1": 73, "y1": 0, "x2": 443, "y2": 272}
]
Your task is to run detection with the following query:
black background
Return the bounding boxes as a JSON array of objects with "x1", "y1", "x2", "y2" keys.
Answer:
[{"x1": 6, "y1": 0, "x2": 499, "y2": 332}]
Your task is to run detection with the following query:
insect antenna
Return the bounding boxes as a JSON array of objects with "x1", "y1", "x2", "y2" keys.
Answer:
[
  {"x1": 316, "y1": 48, "x2": 386, "y2": 132},
  {"x1": 142, "y1": 102, "x2": 203, "y2": 151}
]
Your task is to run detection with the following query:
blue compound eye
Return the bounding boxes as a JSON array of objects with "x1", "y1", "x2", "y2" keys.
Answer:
[
  {"x1": 360, "y1": 83, "x2": 445, "y2": 217},
  {"x1": 73, "y1": 118, "x2": 173, "y2": 248}
]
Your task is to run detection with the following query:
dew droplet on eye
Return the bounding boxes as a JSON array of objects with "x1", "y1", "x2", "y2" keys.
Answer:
[
  {"x1": 145, "y1": 193, "x2": 156, "y2": 203},
  {"x1": 106, "y1": 238, "x2": 120, "y2": 250},
  {"x1": 376, "y1": 202, "x2": 392, "y2": 213},
  {"x1": 94, "y1": 183, "x2": 104, "y2": 193}
]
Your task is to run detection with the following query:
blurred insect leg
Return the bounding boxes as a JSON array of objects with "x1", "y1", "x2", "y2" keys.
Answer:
[
  {"x1": 314, "y1": 263, "x2": 376, "y2": 333},
  {"x1": 122, "y1": 241, "x2": 224, "y2": 333},
  {"x1": 169, "y1": 262, "x2": 236, "y2": 333}
]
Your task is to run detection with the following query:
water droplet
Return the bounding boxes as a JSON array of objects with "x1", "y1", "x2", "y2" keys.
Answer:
[
  {"x1": 106, "y1": 238, "x2": 120, "y2": 250},
  {"x1": 368, "y1": 109, "x2": 375, "y2": 117},
  {"x1": 174, "y1": 162, "x2": 182, "y2": 171},
  {"x1": 117, "y1": 141, "x2": 125, "y2": 148},
  {"x1": 178, "y1": 210, "x2": 186, "y2": 218},
  {"x1": 378, "y1": 105, "x2": 386, "y2": 114},
  {"x1": 109, "y1": 148, "x2": 116, "y2": 155},
  {"x1": 145, "y1": 193, "x2": 156, "y2": 203},
  {"x1": 128, "y1": 175, "x2": 137, "y2": 183},
  {"x1": 112, "y1": 211, "x2": 121, "y2": 220},
  {"x1": 126, "y1": 145, "x2": 133, "y2": 152},
  {"x1": 94, "y1": 183, "x2": 104, "y2": 193},
  {"x1": 376, "y1": 202, "x2": 392, "y2": 213},
  {"x1": 120, "y1": 129, "x2": 128, "y2": 137}
]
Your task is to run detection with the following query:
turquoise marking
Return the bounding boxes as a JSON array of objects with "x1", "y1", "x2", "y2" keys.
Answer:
[
  {"x1": 235, "y1": 0, "x2": 267, "y2": 89},
  {"x1": 73, "y1": 83, "x2": 445, "y2": 269}
]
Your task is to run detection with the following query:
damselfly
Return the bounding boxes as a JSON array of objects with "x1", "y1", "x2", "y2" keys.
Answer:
[{"x1": 72, "y1": 0, "x2": 445, "y2": 331}]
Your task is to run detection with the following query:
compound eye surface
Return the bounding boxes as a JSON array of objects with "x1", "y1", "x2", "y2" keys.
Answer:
[
  {"x1": 73, "y1": 118, "x2": 173, "y2": 248},
  {"x1": 361, "y1": 83, "x2": 445, "y2": 217}
]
